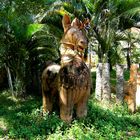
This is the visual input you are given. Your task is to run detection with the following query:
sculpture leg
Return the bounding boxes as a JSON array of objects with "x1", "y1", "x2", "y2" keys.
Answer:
[
  {"x1": 42, "y1": 89, "x2": 53, "y2": 114},
  {"x1": 59, "y1": 87, "x2": 73, "y2": 122},
  {"x1": 76, "y1": 100, "x2": 87, "y2": 118},
  {"x1": 76, "y1": 90, "x2": 90, "y2": 118}
]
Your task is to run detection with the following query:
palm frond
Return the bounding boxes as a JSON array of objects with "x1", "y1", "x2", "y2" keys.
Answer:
[{"x1": 34, "y1": 0, "x2": 69, "y2": 23}]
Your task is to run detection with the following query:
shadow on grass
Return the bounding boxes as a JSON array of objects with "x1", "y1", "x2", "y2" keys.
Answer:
[{"x1": 0, "y1": 91, "x2": 66, "y2": 139}]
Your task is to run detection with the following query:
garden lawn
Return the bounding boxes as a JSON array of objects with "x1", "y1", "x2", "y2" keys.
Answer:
[{"x1": 0, "y1": 90, "x2": 140, "y2": 140}]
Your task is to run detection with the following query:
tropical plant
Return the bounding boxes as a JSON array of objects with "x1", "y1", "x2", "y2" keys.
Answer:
[
  {"x1": 0, "y1": 0, "x2": 63, "y2": 96},
  {"x1": 80, "y1": 0, "x2": 140, "y2": 102}
]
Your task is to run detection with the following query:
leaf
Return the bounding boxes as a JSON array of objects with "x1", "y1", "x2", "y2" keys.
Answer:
[{"x1": 26, "y1": 24, "x2": 45, "y2": 38}]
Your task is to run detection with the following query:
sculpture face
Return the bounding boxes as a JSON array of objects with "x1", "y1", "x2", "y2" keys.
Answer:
[
  {"x1": 60, "y1": 14, "x2": 88, "y2": 55},
  {"x1": 61, "y1": 26, "x2": 88, "y2": 53}
]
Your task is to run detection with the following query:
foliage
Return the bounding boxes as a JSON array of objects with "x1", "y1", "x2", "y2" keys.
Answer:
[
  {"x1": 0, "y1": 0, "x2": 64, "y2": 95},
  {"x1": 82, "y1": 0, "x2": 140, "y2": 64},
  {"x1": 124, "y1": 29, "x2": 140, "y2": 64}
]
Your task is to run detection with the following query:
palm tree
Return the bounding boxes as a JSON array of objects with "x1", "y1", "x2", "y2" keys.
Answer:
[
  {"x1": 40, "y1": 0, "x2": 140, "y2": 102},
  {"x1": 81, "y1": 0, "x2": 140, "y2": 102}
]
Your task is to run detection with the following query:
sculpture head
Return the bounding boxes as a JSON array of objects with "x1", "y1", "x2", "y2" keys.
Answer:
[{"x1": 60, "y1": 14, "x2": 88, "y2": 54}]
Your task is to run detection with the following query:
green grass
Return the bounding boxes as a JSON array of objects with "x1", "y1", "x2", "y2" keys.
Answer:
[{"x1": 0, "y1": 90, "x2": 140, "y2": 140}]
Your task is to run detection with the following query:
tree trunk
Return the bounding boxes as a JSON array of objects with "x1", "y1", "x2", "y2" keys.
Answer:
[
  {"x1": 5, "y1": 65, "x2": 14, "y2": 97},
  {"x1": 102, "y1": 63, "x2": 111, "y2": 102},
  {"x1": 116, "y1": 64, "x2": 124, "y2": 103},
  {"x1": 95, "y1": 63, "x2": 103, "y2": 101},
  {"x1": 107, "y1": 52, "x2": 113, "y2": 71},
  {"x1": 126, "y1": 48, "x2": 131, "y2": 70}
]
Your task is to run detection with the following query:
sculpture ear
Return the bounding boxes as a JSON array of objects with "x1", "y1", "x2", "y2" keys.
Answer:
[
  {"x1": 71, "y1": 18, "x2": 81, "y2": 27},
  {"x1": 62, "y1": 14, "x2": 71, "y2": 32},
  {"x1": 82, "y1": 18, "x2": 90, "y2": 30}
]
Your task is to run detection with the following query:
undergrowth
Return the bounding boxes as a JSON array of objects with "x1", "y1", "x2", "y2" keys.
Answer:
[{"x1": 0, "y1": 91, "x2": 140, "y2": 140}]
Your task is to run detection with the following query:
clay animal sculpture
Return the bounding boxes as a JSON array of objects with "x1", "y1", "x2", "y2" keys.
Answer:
[
  {"x1": 42, "y1": 61, "x2": 60, "y2": 113},
  {"x1": 59, "y1": 15, "x2": 91, "y2": 122},
  {"x1": 124, "y1": 64, "x2": 138, "y2": 113},
  {"x1": 42, "y1": 15, "x2": 91, "y2": 122}
]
